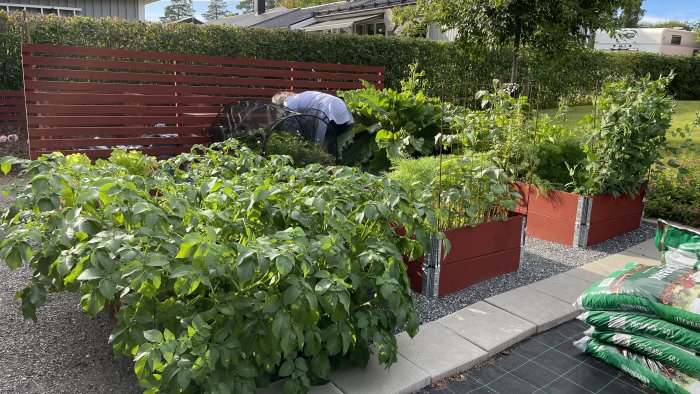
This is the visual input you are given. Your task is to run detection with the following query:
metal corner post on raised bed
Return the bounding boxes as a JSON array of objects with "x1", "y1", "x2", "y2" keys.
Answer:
[
  {"x1": 573, "y1": 196, "x2": 593, "y2": 248},
  {"x1": 422, "y1": 234, "x2": 442, "y2": 297}
]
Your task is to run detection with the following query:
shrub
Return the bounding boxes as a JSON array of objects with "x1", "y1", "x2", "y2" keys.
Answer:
[
  {"x1": 646, "y1": 152, "x2": 700, "y2": 227},
  {"x1": 0, "y1": 141, "x2": 437, "y2": 393},
  {"x1": 570, "y1": 74, "x2": 675, "y2": 196},
  {"x1": 1, "y1": 11, "x2": 699, "y2": 103}
]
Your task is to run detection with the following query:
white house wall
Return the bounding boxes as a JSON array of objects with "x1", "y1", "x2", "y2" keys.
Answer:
[
  {"x1": 1, "y1": 0, "x2": 144, "y2": 20},
  {"x1": 594, "y1": 28, "x2": 699, "y2": 57}
]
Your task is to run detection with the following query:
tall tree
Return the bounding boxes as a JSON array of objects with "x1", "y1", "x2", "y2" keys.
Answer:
[
  {"x1": 203, "y1": 0, "x2": 230, "y2": 21},
  {"x1": 418, "y1": 0, "x2": 643, "y2": 83},
  {"x1": 161, "y1": 0, "x2": 195, "y2": 22},
  {"x1": 615, "y1": 2, "x2": 645, "y2": 28},
  {"x1": 236, "y1": 0, "x2": 277, "y2": 14}
]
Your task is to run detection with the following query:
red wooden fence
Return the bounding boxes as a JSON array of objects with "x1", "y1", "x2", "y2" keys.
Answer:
[
  {"x1": 21, "y1": 44, "x2": 385, "y2": 159},
  {"x1": 0, "y1": 90, "x2": 25, "y2": 131}
]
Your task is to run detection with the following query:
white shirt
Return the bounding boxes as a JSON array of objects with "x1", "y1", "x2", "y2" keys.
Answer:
[{"x1": 284, "y1": 91, "x2": 354, "y2": 125}]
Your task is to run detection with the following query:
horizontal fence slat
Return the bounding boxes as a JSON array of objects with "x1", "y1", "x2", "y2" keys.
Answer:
[
  {"x1": 28, "y1": 126, "x2": 205, "y2": 138},
  {"x1": 30, "y1": 136, "x2": 209, "y2": 149},
  {"x1": 22, "y1": 44, "x2": 385, "y2": 73},
  {"x1": 23, "y1": 68, "x2": 365, "y2": 90},
  {"x1": 22, "y1": 56, "x2": 384, "y2": 82},
  {"x1": 26, "y1": 104, "x2": 220, "y2": 116},
  {"x1": 24, "y1": 92, "x2": 256, "y2": 105},
  {"x1": 27, "y1": 115, "x2": 212, "y2": 127}
]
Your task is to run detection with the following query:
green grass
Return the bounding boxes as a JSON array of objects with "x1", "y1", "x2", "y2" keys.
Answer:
[{"x1": 541, "y1": 100, "x2": 700, "y2": 149}]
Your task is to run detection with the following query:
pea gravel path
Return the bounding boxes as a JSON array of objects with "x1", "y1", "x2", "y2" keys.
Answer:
[{"x1": 0, "y1": 173, "x2": 655, "y2": 393}]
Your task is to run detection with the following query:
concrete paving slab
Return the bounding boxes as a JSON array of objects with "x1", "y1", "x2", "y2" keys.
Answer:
[
  {"x1": 329, "y1": 353, "x2": 430, "y2": 394},
  {"x1": 396, "y1": 322, "x2": 487, "y2": 382},
  {"x1": 579, "y1": 251, "x2": 656, "y2": 276},
  {"x1": 437, "y1": 301, "x2": 536, "y2": 356},
  {"x1": 258, "y1": 381, "x2": 342, "y2": 394},
  {"x1": 564, "y1": 268, "x2": 604, "y2": 284},
  {"x1": 527, "y1": 272, "x2": 594, "y2": 304},
  {"x1": 626, "y1": 238, "x2": 660, "y2": 260},
  {"x1": 485, "y1": 286, "x2": 579, "y2": 333}
]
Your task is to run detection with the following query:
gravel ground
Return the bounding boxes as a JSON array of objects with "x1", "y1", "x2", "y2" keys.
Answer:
[{"x1": 0, "y1": 172, "x2": 655, "y2": 393}]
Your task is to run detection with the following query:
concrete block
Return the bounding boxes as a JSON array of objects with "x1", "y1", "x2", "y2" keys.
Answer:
[
  {"x1": 485, "y1": 286, "x2": 578, "y2": 333},
  {"x1": 626, "y1": 238, "x2": 660, "y2": 260},
  {"x1": 580, "y1": 252, "x2": 657, "y2": 277},
  {"x1": 564, "y1": 268, "x2": 604, "y2": 284},
  {"x1": 396, "y1": 322, "x2": 487, "y2": 382},
  {"x1": 258, "y1": 381, "x2": 342, "y2": 394},
  {"x1": 329, "y1": 353, "x2": 430, "y2": 394},
  {"x1": 437, "y1": 301, "x2": 536, "y2": 356},
  {"x1": 527, "y1": 272, "x2": 595, "y2": 304}
]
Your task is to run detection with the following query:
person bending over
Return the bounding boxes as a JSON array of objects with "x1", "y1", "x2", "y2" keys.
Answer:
[{"x1": 272, "y1": 91, "x2": 354, "y2": 136}]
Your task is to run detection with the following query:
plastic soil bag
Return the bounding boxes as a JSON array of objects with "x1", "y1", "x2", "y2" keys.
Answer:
[
  {"x1": 585, "y1": 327, "x2": 700, "y2": 378},
  {"x1": 657, "y1": 219, "x2": 700, "y2": 270},
  {"x1": 575, "y1": 336, "x2": 700, "y2": 394},
  {"x1": 575, "y1": 263, "x2": 700, "y2": 330},
  {"x1": 578, "y1": 311, "x2": 700, "y2": 353}
]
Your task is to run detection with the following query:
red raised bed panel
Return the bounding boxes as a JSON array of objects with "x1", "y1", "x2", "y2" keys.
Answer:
[
  {"x1": 516, "y1": 183, "x2": 645, "y2": 247},
  {"x1": 405, "y1": 214, "x2": 524, "y2": 297}
]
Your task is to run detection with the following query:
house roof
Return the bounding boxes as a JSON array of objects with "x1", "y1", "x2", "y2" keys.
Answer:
[
  {"x1": 254, "y1": 2, "x2": 349, "y2": 29},
  {"x1": 211, "y1": 0, "x2": 416, "y2": 29},
  {"x1": 210, "y1": 7, "x2": 291, "y2": 27},
  {"x1": 314, "y1": 0, "x2": 415, "y2": 16}
]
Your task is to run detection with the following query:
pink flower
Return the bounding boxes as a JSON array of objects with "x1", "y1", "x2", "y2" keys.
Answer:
[
  {"x1": 8, "y1": 134, "x2": 18, "y2": 142},
  {"x1": 0, "y1": 135, "x2": 7, "y2": 143}
]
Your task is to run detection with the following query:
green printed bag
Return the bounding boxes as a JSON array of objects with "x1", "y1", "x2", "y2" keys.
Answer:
[
  {"x1": 575, "y1": 263, "x2": 700, "y2": 330},
  {"x1": 578, "y1": 311, "x2": 700, "y2": 353},
  {"x1": 657, "y1": 219, "x2": 700, "y2": 270},
  {"x1": 575, "y1": 336, "x2": 700, "y2": 394},
  {"x1": 586, "y1": 327, "x2": 700, "y2": 378}
]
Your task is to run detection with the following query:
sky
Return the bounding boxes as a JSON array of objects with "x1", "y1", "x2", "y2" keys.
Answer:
[{"x1": 146, "y1": 0, "x2": 700, "y2": 23}]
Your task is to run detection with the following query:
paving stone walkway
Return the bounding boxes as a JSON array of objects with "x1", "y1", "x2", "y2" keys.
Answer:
[
  {"x1": 261, "y1": 238, "x2": 661, "y2": 394},
  {"x1": 416, "y1": 319, "x2": 657, "y2": 394}
]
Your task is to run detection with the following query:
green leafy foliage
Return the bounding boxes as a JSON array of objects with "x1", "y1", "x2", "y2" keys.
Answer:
[
  {"x1": 1, "y1": 12, "x2": 699, "y2": 105},
  {"x1": 570, "y1": 74, "x2": 676, "y2": 196},
  {"x1": 338, "y1": 67, "x2": 456, "y2": 172},
  {"x1": 646, "y1": 153, "x2": 700, "y2": 227},
  {"x1": 0, "y1": 141, "x2": 437, "y2": 393},
  {"x1": 388, "y1": 155, "x2": 520, "y2": 230}
]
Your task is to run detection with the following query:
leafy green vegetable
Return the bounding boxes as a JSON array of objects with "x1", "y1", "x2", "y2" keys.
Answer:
[{"x1": 0, "y1": 140, "x2": 437, "y2": 393}]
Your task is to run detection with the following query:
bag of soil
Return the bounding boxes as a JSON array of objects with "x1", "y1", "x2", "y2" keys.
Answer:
[
  {"x1": 574, "y1": 336, "x2": 700, "y2": 394},
  {"x1": 585, "y1": 327, "x2": 700, "y2": 378},
  {"x1": 575, "y1": 263, "x2": 700, "y2": 330},
  {"x1": 657, "y1": 219, "x2": 700, "y2": 270},
  {"x1": 578, "y1": 311, "x2": 700, "y2": 353}
]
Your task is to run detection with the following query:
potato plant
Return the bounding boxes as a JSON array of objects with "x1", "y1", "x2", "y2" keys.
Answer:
[{"x1": 0, "y1": 140, "x2": 436, "y2": 393}]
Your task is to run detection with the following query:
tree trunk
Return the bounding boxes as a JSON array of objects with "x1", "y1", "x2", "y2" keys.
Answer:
[{"x1": 510, "y1": 34, "x2": 520, "y2": 85}]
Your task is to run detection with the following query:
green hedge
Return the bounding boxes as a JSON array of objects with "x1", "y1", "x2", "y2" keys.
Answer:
[{"x1": 1, "y1": 11, "x2": 699, "y2": 102}]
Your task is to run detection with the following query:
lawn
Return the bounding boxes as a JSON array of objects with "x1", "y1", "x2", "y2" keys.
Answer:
[{"x1": 542, "y1": 100, "x2": 700, "y2": 149}]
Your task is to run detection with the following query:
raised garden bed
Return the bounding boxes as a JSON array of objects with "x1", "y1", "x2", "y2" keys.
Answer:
[
  {"x1": 515, "y1": 183, "x2": 645, "y2": 248},
  {"x1": 405, "y1": 214, "x2": 525, "y2": 297}
]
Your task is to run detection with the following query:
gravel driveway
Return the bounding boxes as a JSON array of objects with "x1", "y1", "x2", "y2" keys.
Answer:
[{"x1": 0, "y1": 171, "x2": 655, "y2": 393}]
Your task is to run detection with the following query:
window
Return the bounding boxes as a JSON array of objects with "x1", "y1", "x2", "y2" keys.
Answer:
[
  {"x1": 376, "y1": 23, "x2": 386, "y2": 36},
  {"x1": 2, "y1": 4, "x2": 81, "y2": 16},
  {"x1": 354, "y1": 21, "x2": 387, "y2": 36},
  {"x1": 671, "y1": 35, "x2": 682, "y2": 45}
]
